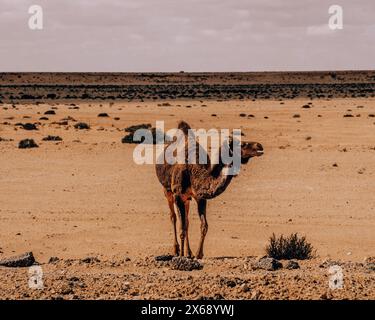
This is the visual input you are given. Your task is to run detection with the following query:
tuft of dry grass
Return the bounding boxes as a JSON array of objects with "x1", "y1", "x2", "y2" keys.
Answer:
[{"x1": 266, "y1": 233, "x2": 315, "y2": 260}]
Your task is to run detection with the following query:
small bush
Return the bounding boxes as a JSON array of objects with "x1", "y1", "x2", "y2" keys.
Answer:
[{"x1": 266, "y1": 233, "x2": 315, "y2": 260}]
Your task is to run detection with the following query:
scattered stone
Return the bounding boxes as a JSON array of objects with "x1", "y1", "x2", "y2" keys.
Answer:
[
  {"x1": 285, "y1": 260, "x2": 300, "y2": 270},
  {"x1": 302, "y1": 104, "x2": 311, "y2": 109},
  {"x1": 122, "y1": 127, "x2": 166, "y2": 145},
  {"x1": 319, "y1": 259, "x2": 341, "y2": 268},
  {"x1": 254, "y1": 257, "x2": 282, "y2": 271},
  {"x1": 158, "y1": 102, "x2": 172, "y2": 107},
  {"x1": 0, "y1": 137, "x2": 12, "y2": 142},
  {"x1": 320, "y1": 290, "x2": 333, "y2": 300},
  {"x1": 44, "y1": 110, "x2": 56, "y2": 115},
  {"x1": 98, "y1": 113, "x2": 109, "y2": 117},
  {"x1": 358, "y1": 168, "x2": 366, "y2": 174},
  {"x1": 219, "y1": 278, "x2": 237, "y2": 288},
  {"x1": 80, "y1": 257, "x2": 100, "y2": 264},
  {"x1": 74, "y1": 122, "x2": 90, "y2": 130},
  {"x1": 364, "y1": 257, "x2": 375, "y2": 271},
  {"x1": 61, "y1": 116, "x2": 77, "y2": 122},
  {"x1": 240, "y1": 283, "x2": 251, "y2": 292},
  {"x1": 343, "y1": 114, "x2": 354, "y2": 118},
  {"x1": 42, "y1": 135, "x2": 63, "y2": 141},
  {"x1": 124, "y1": 123, "x2": 151, "y2": 133},
  {"x1": 39, "y1": 117, "x2": 49, "y2": 121},
  {"x1": 250, "y1": 290, "x2": 261, "y2": 300},
  {"x1": 16, "y1": 123, "x2": 38, "y2": 130},
  {"x1": 155, "y1": 254, "x2": 174, "y2": 262},
  {"x1": 49, "y1": 256, "x2": 60, "y2": 264},
  {"x1": 0, "y1": 252, "x2": 36, "y2": 267},
  {"x1": 170, "y1": 257, "x2": 203, "y2": 271},
  {"x1": 18, "y1": 139, "x2": 38, "y2": 149},
  {"x1": 121, "y1": 134, "x2": 136, "y2": 144}
]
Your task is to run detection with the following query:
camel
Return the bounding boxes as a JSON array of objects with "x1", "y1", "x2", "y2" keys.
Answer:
[{"x1": 155, "y1": 121, "x2": 263, "y2": 259}]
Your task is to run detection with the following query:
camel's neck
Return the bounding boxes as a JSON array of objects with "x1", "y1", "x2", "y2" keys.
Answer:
[{"x1": 195, "y1": 145, "x2": 235, "y2": 200}]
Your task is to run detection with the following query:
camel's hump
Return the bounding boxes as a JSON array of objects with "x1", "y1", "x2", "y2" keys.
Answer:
[{"x1": 177, "y1": 121, "x2": 191, "y2": 135}]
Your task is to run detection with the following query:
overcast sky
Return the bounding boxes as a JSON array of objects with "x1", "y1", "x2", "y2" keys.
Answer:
[{"x1": 0, "y1": 0, "x2": 374, "y2": 72}]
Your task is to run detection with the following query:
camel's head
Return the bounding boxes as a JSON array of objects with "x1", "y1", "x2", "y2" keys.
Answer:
[
  {"x1": 239, "y1": 141, "x2": 264, "y2": 164},
  {"x1": 228, "y1": 138, "x2": 264, "y2": 164}
]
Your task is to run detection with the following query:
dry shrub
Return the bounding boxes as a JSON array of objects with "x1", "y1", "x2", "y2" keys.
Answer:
[{"x1": 266, "y1": 233, "x2": 315, "y2": 260}]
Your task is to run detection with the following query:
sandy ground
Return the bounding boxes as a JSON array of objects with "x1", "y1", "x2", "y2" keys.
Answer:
[{"x1": 0, "y1": 93, "x2": 374, "y2": 299}]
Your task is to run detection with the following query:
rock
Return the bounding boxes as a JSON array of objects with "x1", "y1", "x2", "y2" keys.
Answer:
[
  {"x1": 17, "y1": 123, "x2": 38, "y2": 130},
  {"x1": 121, "y1": 133, "x2": 137, "y2": 144},
  {"x1": 0, "y1": 252, "x2": 35, "y2": 267},
  {"x1": 320, "y1": 290, "x2": 333, "y2": 300},
  {"x1": 285, "y1": 260, "x2": 300, "y2": 270},
  {"x1": 48, "y1": 256, "x2": 60, "y2": 264},
  {"x1": 42, "y1": 135, "x2": 63, "y2": 141},
  {"x1": 122, "y1": 127, "x2": 166, "y2": 145},
  {"x1": 302, "y1": 104, "x2": 311, "y2": 109},
  {"x1": 364, "y1": 257, "x2": 375, "y2": 271},
  {"x1": 124, "y1": 123, "x2": 152, "y2": 133},
  {"x1": 240, "y1": 283, "x2": 250, "y2": 292},
  {"x1": 61, "y1": 116, "x2": 76, "y2": 122},
  {"x1": 319, "y1": 259, "x2": 341, "y2": 268},
  {"x1": 74, "y1": 122, "x2": 90, "y2": 130},
  {"x1": 44, "y1": 110, "x2": 56, "y2": 115},
  {"x1": 219, "y1": 277, "x2": 236, "y2": 288},
  {"x1": 250, "y1": 290, "x2": 261, "y2": 300},
  {"x1": 18, "y1": 139, "x2": 38, "y2": 149},
  {"x1": 98, "y1": 113, "x2": 109, "y2": 117},
  {"x1": 80, "y1": 257, "x2": 100, "y2": 264},
  {"x1": 255, "y1": 257, "x2": 282, "y2": 271},
  {"x1": 155, "y1": 254, "x2": 174, "y2": 262},
  {"x1": 170, "y1": 257, "x2": 203, "y2": 271},
  {"x1": 122, "y1": 282, "x2": 131, "y2": 292}
]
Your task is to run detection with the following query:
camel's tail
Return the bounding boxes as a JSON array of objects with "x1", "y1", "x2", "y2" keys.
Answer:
[{"x1": 177, "y1": 121, "x2": 191, "y2": 136}]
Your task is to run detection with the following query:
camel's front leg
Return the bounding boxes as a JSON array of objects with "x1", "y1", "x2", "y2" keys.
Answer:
[
  {"x1": 196, "y1": 199, "x2": 208, "y2": 259},
  {"x1": 165, "y1": 190, "x2": 179, "y2": 256},
  {"x1": 184, "y1": 199, "x2": 193, "y2": 258}
]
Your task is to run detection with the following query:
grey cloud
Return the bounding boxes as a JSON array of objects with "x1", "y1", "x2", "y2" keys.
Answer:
[{"x1": 0, "y1": 0, "x2": 374, "y2": 71}]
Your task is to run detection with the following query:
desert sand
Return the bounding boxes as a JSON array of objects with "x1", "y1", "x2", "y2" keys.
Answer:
[{"x1": 0, "y1": 72, "x2": 374, "y2": 299}]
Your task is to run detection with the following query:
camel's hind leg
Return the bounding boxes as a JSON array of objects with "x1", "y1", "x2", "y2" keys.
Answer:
[
  {"x1": 196, "y1": 199, "x2": 208, "y2": 259},
  {"x1": 165, "y1": 190, "x2": 179, "y2": 256},
  {"x1": 184, "y1": 199, "x2": 193, "y2": 258}
]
